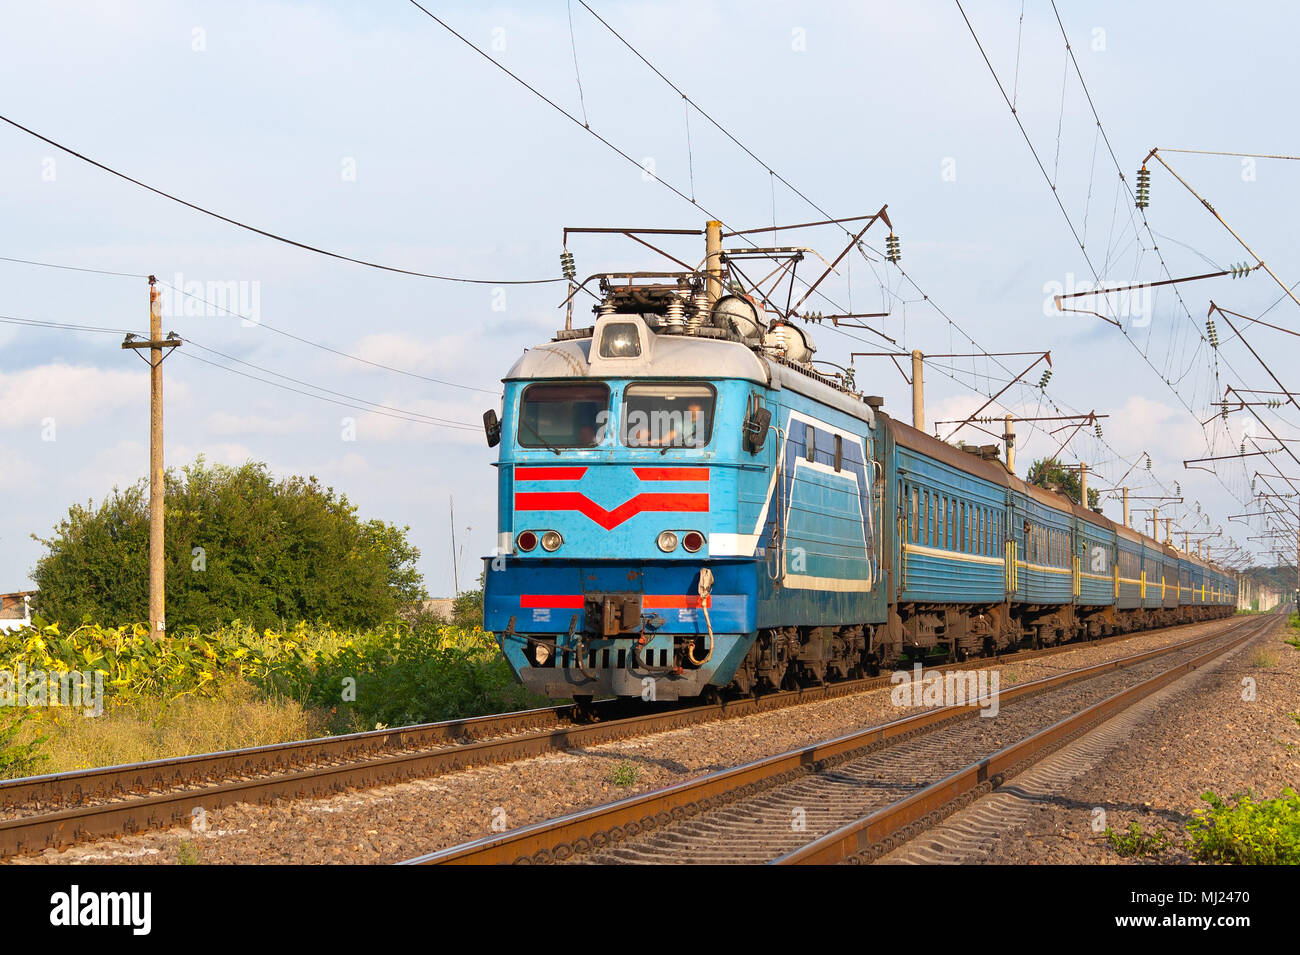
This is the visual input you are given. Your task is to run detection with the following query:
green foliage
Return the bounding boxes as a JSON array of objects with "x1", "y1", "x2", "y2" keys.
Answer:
[
  {"x1": 452, "y1": 589, "x2": 485, "y2": 630},
  {"x1": 1186, "y1": 789, "x2": 1300, "y2": 865},
  {"x1": 0, "y1": 709, "x2": 47, "y2": 779},
  {"x1": 31, "y1": 457, "x2": 426, "y2": 630},
  {"x1": 610, "y1": 761, "x2": 639, "y2": 787},
  {"x1": 1025, "y1": 457, "x2": 1101, "y2": 512},
  {"x1": 1105, "y1": 821, "x2": 1172, "y2": 857}
]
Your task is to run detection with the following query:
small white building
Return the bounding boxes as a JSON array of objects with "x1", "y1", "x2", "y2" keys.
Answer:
[{"x1": 0, "y1": 590, "x2": 34, "y2": 633}]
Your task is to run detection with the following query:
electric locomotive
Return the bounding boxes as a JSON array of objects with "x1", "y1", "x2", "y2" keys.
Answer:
[{"x1": 479, "y1": 230, "x2": 1237, "y2": 705}]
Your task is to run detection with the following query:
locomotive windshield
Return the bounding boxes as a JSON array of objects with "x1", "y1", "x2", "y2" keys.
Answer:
[
  {"x1": 621, "y1": 383, "x2": 715, "y2": 448},
  {"x1": 518, "y1": 382, "x2": 609, "y2": 448}
]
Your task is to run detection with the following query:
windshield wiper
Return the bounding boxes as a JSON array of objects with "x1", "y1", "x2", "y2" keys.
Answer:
[{"x1": 519, "y1": 416, "x2": 563, "y2": 456}]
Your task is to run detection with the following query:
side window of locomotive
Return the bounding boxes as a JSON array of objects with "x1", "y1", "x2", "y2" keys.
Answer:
[
  {"x1": 621, "y1": 383, "x2": 715, "y2": 448},
  {"x1": 518, "y1": 382, "x2": 609, "y2": 448},
  {"x1": 833, "y1": 434, "x2": 843, "y2": 472},
  {"x1": 805, "y1": 424, "x2": 816, "y2": 462}
]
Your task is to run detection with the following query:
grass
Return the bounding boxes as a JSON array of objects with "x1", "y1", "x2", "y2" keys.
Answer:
[
  {"x1": 1251, "y1": 648, "x2": 1279, "y2": 668},
  {"x1": 14, "y1": 681, "x2": 323, "y2": 776},
  {"x1": 609, "y1": 761, "x2": 639, "y2": 787},
  {"x1": 1186, "y1": 789, "x2": 1300, "y2": 865},
  {"x1": 176, "y1": 841, "x2": 202, "y2": 865},
  {"x1": 1105, "y1": 822, "x2": 1172, "y2": 857}
]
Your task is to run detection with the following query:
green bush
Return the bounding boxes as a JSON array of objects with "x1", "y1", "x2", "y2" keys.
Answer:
[
  {"x1": 31, "y1": 457, "x2": 425, "y2": 630},
  {"x1": 1105, "y1": 821, "x2": 1171, "y2": 857},
  {"x1": 1186, "y1": 789, "x2": 1300, "y2": 865}
]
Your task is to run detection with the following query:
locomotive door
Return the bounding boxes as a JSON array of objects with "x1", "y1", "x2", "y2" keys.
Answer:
[{"x1": 1004, "y1": 494, "x2": 1018, "y2": 598}]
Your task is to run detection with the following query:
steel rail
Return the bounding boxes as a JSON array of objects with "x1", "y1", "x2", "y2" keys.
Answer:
[
  {"x1": 775, "y1": 612, "x2": 1271, "y2": 864},
  {"x1": 403, "y1": 612, "x2": 1259, "y2": 865}
]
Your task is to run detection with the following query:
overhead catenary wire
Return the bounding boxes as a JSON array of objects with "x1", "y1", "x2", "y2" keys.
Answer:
[{"x1": 563, "y1": 1, "x2": 1197, "y2": 503}]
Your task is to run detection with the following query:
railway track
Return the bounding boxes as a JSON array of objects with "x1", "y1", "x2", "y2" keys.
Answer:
[
  {"x1": 405, "y1": 611, "x2": 1272, "y2": 864},
  {"x1": 0, "y1": 614, "x2": 1240, "y2": 859}
]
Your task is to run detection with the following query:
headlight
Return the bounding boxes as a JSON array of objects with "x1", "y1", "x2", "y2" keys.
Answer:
[
  {"x1": 599, "y1": 322, "x2": 642, "y2": 357},
  {"x1": 541, "y1": 530, "x2": 563, "y2": 552},
  {"x1": 682, "y1": 531, "x2": 705, "y2": 553},
  {"x1": 657, "y1": 530, "x2": 679, "y2": 552},
  {"x1": 516, "y1": 530, "x2": 537, "y2": 552}
]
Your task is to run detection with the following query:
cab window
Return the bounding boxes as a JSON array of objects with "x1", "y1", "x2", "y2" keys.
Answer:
[
  {"x1": 621, "y1": 383, "x2": 715, "y2": 448},
  {"x1": 518, "y1": 382, "x2": 609, "y2": 448}
]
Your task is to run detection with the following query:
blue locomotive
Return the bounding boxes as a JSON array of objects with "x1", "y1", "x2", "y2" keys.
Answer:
[{"x1": 480, "y1": 256, "x2": 1237, "y2": 704}]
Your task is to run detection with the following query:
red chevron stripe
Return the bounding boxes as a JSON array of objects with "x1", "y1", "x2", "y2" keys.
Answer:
[
  {"x1": 643, "y1": 594, "x2": 712, "y2": 609},
  {"x1": 632, "y1": 467, "x2": 710, "y2": 481},
  {"x1": 514, "y1": 491, "x2": 709, "y2": 530},
  {"x1": 515, "y1": 466, "x2": 588, "y2": 481},
  {"x1": 519, "y1": 594, "x2": 711, "y2": 609},
  {"x1": 520, "y1": 595, "x2": 584, "y2": 608}
]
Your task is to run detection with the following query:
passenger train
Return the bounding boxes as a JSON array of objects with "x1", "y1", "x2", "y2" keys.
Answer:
[{"x1": 480, "y1": 242, "x2": 1237, "y2": 705}]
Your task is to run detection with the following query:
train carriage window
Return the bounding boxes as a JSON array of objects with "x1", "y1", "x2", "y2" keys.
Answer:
[
  {"x1": 925, "y1": 490, "x2": 933, "y2": 547},
  {"x1": 519, "y1": 382, "x2": 610, "y2": 448},
  {"x1": 960, "y1": 502, "x2": 967, "y2": 553},
  {"x1": 910, "y1": 486, "x2": 918, "y2": 543},
  {"x1": 622, "y1": 383, "x2": 716, "y2": 448},
  {"x1": 948, "y1": 499, "x2": 956, "y2": 551},
  {"x1": 834, "y1": 434, "x2": 843, "y2": 472}
]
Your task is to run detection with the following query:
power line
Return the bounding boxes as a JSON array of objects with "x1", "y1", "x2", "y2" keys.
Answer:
[
  {"x1": 181, "y1": 337, "x2": 480, "y2": 429},
  {"x1": 0, "y1": 254, "x2": 144, "y2": 279},
  {"x1": 0, "y1": 112, "x2": 564, "y2": 286},
  {"x1": 0, "y1": 313, "x2": 143, "y2": 335},
  {"x1": 0, "y1": 253, "x2": 500, "y2": 396},
  {"x1": 179, "y1": 351, "x2": 480, "y2": 431},
  {"x1": 156, "y1": 280, "x2": 501, "y2": 396},
  {"x1": 0, "y1": 305, "x2": 482, "y2": 431}
]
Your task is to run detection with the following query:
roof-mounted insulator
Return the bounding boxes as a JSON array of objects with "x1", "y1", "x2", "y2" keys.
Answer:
[
  {"x1": 885, "y1": 233, "x2": 901, "y2": 264},
  {"x1": 560, "y1": 249, "x2": 576, "y2": 281},
  {"x1": 1135, "y1": 165, "x2": 1151, "y2": 209}
]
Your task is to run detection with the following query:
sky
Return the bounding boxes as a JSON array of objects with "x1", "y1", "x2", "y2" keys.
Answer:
[{"x1": 2, "y1": 0, "x2": 1299, "y2": 595}]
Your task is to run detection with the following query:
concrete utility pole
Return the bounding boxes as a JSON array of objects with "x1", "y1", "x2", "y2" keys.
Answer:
[
  {"x1": 1122, "y1": 487, "x2": 1130, "y2": 528},
  {"x1": 1164, "y1": 517, "x2": 1172, "y2": 545},
  {"x1": 911, "y1": 350, "x2": 925, "y2": 431},
  {"x1": 1079, "y1": 463, "x2": 1088, "y2": 510},
  {"x1": 122, "y1": 276, "x2": 180, "y2": 635},
  {"x1": 705, "y1": 220, "x2": 723, "y2": 305}
]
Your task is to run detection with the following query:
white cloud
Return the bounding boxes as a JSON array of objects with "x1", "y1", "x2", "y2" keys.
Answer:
[{"x1": 0, "y1": 363, "x2": 143, "y2": 430}]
